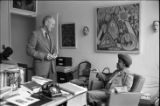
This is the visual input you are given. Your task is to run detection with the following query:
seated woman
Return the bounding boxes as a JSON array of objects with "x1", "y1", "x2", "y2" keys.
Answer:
[
  {"x1": 0, "y1": 47, "x2": 17, "y2": 65},
  {"x1": 87, "y1": 53, "x2": 134, "y2": 106}
]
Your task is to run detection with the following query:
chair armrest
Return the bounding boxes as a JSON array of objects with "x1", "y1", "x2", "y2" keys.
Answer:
[
  {"x1": 107, "y1": 92, "x2": 141, "y2": 106},
  {"x1": 70, "y1": 66, "x2": 79, "y2": 79},
  {"x1": 89, "y1": 80, "x2": 104, "y2": 90}
]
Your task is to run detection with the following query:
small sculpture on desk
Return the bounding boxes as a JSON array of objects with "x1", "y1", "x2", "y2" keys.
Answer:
[
  {"x1": 8, "y1": 73, "x2": 16, "y2": 91},
  {"x1": 8, "y1": 72, "x2": 21, "y2": 91}
]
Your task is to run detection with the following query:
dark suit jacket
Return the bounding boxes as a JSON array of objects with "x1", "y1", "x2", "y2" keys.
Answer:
[{"x1": 27, "y1": 28, "x2": 57, "y2": 76}]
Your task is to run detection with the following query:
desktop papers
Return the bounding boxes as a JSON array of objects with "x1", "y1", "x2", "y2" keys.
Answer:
[
  {"x1": 0, "y1": 86, "x2": 12, "y2": 99},
  {"x1": 59, "y1": 82, "x2": 87, "y2": 95},
  {"x1": 31, "y1": 76, "x2": 52, "y2": 85},
  {"x1": 6, "y1": 95, "x2": 39, "y2": 106},
  {"x1": 21, "y1": 81, "x2": 41, "y2": 94}
]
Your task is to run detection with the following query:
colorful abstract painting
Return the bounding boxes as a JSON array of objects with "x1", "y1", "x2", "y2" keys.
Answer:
[{"x1": 96, "y1": 3, "x2": 140, "y2": 53}]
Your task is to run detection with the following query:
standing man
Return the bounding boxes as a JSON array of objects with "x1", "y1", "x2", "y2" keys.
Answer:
[{"x1": 27, "y1": 15, "x2": 58, "y2": 82}]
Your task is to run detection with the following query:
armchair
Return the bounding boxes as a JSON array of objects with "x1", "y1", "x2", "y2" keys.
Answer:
[
  {"x1": 70, "y1": 61, "x2": 91, "y2": 88},
  {"x1": 90, "y1": 73, "x2": 145, "y2": 106}
]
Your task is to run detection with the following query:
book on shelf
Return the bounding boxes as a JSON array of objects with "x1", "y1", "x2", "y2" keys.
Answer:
[
  {"x1": 59, "y1": 82, "x2": 87, "y2": 95},
  {"x1": 21, "y1": 81, "x2": 41, "y2": 94}
]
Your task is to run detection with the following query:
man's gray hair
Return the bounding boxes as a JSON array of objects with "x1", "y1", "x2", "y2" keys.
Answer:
[{"x1": 42, "y1": 15, "x2": 54, "y2": 26}]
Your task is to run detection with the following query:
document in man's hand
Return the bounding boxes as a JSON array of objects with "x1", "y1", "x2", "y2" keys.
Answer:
[{"x1": 59, "y1": 82, "x2": 87, "y2": 95}]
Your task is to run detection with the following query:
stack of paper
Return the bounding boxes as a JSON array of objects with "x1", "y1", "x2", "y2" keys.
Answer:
[
  {"x1": 59, "y1": 82, "x2": 87, "y2": 95},
  {"x1": 21, "y1": 81, "x2": 41, "y2": 94},
  {"x1": 6, "y1": 95, "x2": 39, "y2": 106},
  {"x1": 0, "y1": 86, "x2": 12, "y2": 99},
  {"x1": 31, "y1": 76, "x2": 52, "y2": 85}
]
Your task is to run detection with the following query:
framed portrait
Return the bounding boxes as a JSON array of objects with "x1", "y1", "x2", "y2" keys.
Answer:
[
  {"x1": 9, "y1": 0, "x2": 37, "y2": 17},
  {"x1": 96, "y1": 3, "x2": 140, "y2": 53},
  {"x1": 60, "y1": 23, "x2": 76, "y2": 49}
]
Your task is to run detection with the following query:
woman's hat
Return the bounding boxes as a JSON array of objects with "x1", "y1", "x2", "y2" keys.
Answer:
[{"x1": 118, "y1": 53, "x2": 132, "y2": 67}]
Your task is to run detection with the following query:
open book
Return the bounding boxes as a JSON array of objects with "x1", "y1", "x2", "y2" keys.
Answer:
[
  {"x1": 21, "y1": 81, "x2": 41, "y2": 94},
  {"x1": 59, "y1": 82, "x2": 87, "y2": 95}
]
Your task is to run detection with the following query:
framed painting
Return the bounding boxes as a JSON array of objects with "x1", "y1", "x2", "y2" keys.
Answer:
[
  {"x1": 60, "y1": 23, "x2": 76, "y2": 49},
  {"x1": 96, "y1": 3, "x2": 140, "y2": 53},
  {"x1": 9, "y1": 0, "x2": 37, "y2": 17}
]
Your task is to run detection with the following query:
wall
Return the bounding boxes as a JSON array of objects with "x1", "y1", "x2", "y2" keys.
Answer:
[
  {"x1": 0, "y1": 1, "x2": 11, "y2": 52},
  {"x1": 37, "y1": 1, "x2": 159, "y2": 96},
  {"x1": 0, "y1": 1, "x2": 35, "y2": 67},
  {"x1": 11, "y1": 14, "x2": 36, "y2": 66}
]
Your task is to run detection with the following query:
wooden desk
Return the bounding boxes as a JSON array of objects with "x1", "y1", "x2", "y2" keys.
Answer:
[
  {"x1": 34, "y1": 92, "x2": 87, "y2": 106},
  {"x1": 1, "y1": 85, "x2": 87, "y2": 106},
  {"x1": 30, "y1": 93, "x2": 71, "y2": 106}
]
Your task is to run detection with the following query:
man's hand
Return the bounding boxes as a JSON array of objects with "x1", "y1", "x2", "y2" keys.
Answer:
[
  {"x1": 52, "y1": 53, "x2": 57, "y2": 59},
  {"x1": 46, "y1": 53, "x2": 54, "y2": 60},
  {"x1": 46, "y1": 53, "x2": 57, "y2": 60}
]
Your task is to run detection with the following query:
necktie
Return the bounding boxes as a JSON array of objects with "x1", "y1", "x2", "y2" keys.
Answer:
[
  {"x1": 45, "y1": 32, "x2": 50, "y2": 40},
  {"x1": 45, "y1": 32, "x2": 51, "y2": 49}
]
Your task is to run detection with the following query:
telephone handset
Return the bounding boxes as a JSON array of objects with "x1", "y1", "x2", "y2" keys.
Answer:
[{"x1": 41, "y1": 81, "x2": 62, "y2": 97}]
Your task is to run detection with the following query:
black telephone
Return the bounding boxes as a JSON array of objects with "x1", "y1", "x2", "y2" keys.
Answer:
[{"x1": 41, "y1": 81, "x2": 62, "y2": 98}]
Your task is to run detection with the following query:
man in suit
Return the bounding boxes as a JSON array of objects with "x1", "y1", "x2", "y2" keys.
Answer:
[
  {"x1": 26, "y1": 15, "x2": 58, "y2": 82},
  {"x1": 87, "y1": 53, "x2": 134, "y2": 106}
]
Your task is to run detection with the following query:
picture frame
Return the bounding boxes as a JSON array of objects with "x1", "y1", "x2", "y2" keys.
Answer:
[
  {"x1": 9, "y1": 0, "x2": 37, "y2": 17},
  {"x1": 96, "y1": 3, "x2": 140, "y2": 53},
  {"x1": 60, "y1": 23, "x2": 76, "y2": 49}
]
